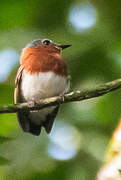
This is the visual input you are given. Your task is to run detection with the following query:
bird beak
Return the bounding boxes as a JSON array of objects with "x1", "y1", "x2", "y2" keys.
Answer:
[{"x1": 55, "y1": 44, "x2": 71, "y2": 50}]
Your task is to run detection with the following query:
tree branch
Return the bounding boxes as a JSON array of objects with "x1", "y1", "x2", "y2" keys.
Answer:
[{"x1": 0, "y1": 78, "x2": 121, "y2": 114}]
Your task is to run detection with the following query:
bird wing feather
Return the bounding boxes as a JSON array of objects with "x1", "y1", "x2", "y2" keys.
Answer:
[
  {"x1": 14, "y1": 66, "x2": 31, "y2": 133},
  {"x1": 14, "y1": 65, "x2": 24, "y2": 104}
]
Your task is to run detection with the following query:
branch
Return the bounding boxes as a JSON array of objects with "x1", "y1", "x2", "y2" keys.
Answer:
[{"x1": 0, "y1": 78, "x2": 121, "y2": 114}]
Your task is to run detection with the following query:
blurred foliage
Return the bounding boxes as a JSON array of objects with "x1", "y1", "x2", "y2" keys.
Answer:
[
  {"x1": 0, "y1": 0, "x2": 120, "y2": 179},
  {"x1": 97, "y1": 120, "x2": 121, "y2": 179}
]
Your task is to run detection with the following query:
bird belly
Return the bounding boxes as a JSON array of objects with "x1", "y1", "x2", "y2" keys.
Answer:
[
  {"x1": 21, "y1": 70, "x2": 69, "y2": 125},
  {"x1": 21, "y1": 70, "x2": 69, "y2": 101}
]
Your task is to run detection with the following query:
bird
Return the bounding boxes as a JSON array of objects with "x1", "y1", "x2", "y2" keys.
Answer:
[{"x1": 14, "y1": 38, "x2": 71, "y2": 136}]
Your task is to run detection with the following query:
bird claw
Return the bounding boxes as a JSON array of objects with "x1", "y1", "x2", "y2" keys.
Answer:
[{"x1": 60, "y1": 94, "x2": 65, "y2": 102}]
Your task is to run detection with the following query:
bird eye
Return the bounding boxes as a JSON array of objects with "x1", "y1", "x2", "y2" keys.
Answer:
[{"x1": 42, "y1": 40, "x2": 51, "y2": 45}]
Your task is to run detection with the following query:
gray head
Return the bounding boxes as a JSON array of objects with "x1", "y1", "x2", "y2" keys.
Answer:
[
  {"x1": 26, "y1": 38, "x2": 71, "y2": 50},
  {"x1": 26, "y1": 38, "x2": 53, "y2": 48}
]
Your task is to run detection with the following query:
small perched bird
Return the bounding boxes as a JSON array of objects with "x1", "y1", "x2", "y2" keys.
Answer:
[{"x1": 14, "y1": 38, "x2": 71, "y2": 136}]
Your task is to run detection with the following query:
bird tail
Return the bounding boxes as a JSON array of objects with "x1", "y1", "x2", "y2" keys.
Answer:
[
  {"x1": 17, "y1": 110, "x2": 41, "y2": 136},
  {"x1": 43, "y1": 106, "x2": 59, "y2": 133},
  {"x1": 17, "y1": 105, "x2": 59, "y2": 136}
]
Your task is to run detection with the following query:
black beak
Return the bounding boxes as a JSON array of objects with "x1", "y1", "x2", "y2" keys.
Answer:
[{"x1": 56, "y1": 44, "x2": 71, "y2": 50}]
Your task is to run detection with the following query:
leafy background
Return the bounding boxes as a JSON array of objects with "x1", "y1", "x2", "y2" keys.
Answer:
[{"x1": 0, "y1": 0, "x2": 121, "y2": 179}]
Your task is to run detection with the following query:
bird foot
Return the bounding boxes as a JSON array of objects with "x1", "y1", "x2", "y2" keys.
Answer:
[{"x1": 60, "y1": 94, "x2": 65, "y2": 102}]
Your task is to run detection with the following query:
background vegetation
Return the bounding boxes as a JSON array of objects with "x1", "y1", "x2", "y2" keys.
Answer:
[{"x1": 0, "y1": 0, "x2": 121, "y2": 179}]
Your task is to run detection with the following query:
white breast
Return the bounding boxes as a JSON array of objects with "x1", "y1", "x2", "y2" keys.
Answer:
[{"x1": 21, "y1": 70, "x2": 69, "y2": 102}]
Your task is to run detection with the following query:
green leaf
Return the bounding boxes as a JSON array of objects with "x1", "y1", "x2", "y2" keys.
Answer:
[
  {"x1": 0, "y1": 156, "x2": 10, "y2": 165},
  {"x1": 0, "y1": 136, "x2": 12, "y2": 144}
]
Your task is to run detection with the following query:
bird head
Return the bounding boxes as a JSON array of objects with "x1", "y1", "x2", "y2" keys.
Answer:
[
  {"x1": 20, "y1": 39, "x2": 71, "y2": 75},
  {"x1": 25, "y1": 38, "x2": 71, "y2": 53}
]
